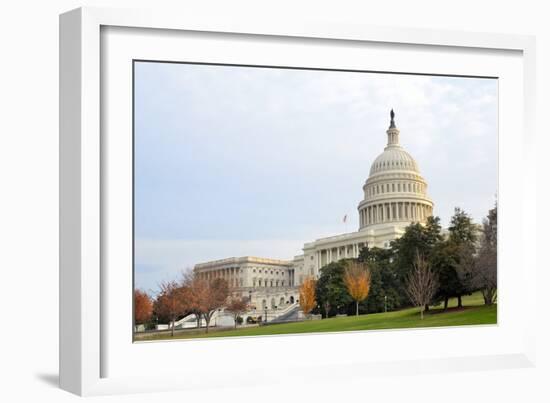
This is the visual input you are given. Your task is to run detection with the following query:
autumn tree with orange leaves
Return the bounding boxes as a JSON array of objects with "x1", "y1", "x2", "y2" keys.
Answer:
[
  {"x1": 299, "y1": 276, "x2": 317, "y2": 318},
  {"x1": 199, "y1": 278, "x2": 229, "y2": 333},
  {"x1": 225, "y1": 296, "x2": 249, "y2": 328},
  {"x1": 344, "y1": 261, "x2": 371, "y2": 316},
  {"x1": 155, "y1": 280, "x2": 189, "y2": 337},
  {"x1": 134, "y1": 289, "x2": 153, "y2": 332},
  {"x1": 182, "y1": 271, "x2": 207, "y2": 330}
]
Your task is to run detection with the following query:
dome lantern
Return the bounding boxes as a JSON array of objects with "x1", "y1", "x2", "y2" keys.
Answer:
[{"x1": 386, "y1": 109, "x2": 400, "y2": 147}]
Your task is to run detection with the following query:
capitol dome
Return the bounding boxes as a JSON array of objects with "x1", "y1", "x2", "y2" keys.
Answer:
[
  {"x1": 369, "y1": 147, "x2": 420, "y2": 176},
  {"x1": 357, "y1": 110, "x2": 433, "y2": 231}
]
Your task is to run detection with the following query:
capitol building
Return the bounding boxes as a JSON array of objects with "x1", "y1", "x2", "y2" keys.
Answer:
[{"x1": 193, "y1": 110, "x2": 434, "y2": 317}]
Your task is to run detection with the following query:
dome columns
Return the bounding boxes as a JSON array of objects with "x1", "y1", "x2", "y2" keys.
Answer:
[{"x1": 359, "y1": 200, "x2": 433, "y2": 229}]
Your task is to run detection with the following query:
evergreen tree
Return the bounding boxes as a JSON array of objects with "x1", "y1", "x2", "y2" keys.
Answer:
[
  {"x1": 358, "y1": 246, "x2": 401, "y2": 313},
  {"x1": 315, "y1": 261, "x2": 353, "y2": 318},
  {"x1": 389, "y1": 216, "x2": 443, "y2": 308},
  {"x1": 433, "y1": 207, "x2": 478, "y2": 308}
]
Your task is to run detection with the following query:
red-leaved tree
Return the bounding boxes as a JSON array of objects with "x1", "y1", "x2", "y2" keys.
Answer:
[
  {"x1": 199, "y1": 278, "x2": 229, "y2": 333},
  {"x1": 134, "y1": 289, "x2": 153, "y2": 332},
  {"x1": 225, "y1": 296, "x2": 249, "y2": 328},
  {"x1": 155, "y1": 280, "x2": 189, "y2": 337}
]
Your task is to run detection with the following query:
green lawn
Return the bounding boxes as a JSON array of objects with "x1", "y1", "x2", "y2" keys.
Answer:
[{"x1": 135, "y1": 292, "x2": 496, "y2": 342}]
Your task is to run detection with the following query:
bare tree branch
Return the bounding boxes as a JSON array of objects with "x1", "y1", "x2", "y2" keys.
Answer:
[{"x1": 406, "y1": 251, "x2": 439, "y2": 319}]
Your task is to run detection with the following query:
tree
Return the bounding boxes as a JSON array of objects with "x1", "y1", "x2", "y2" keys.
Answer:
[
  {"x1": 182, "y1": 271, "x2": 207, "y2": 329},
  {"x1": 155, "y1": 280, "x2": 188, "y2": 337},
  {"x1": 473, "y1": 204, "x2": 497, "y2": 305},
  {"x1": 455, "y1": 242, "x2": 477, "y2": 297},
  {"x1": 134, "y1": 289, "x2": 153, "y2": 332},
  {"x1": 299, "y1": 276, "x2": 317, "y2": 318},
  {"x1": 446, "y1": 207, "x2": 478, "y2": 308},
  {"x1": 390, "y1": 216, "x2": 443, "y2": 307},
  {"x1": 406, "y1": 252, "x2": 439, "y2": 320},
  {"x1": 315, "y1": 261, "x2": 352, "y2": 318},
  {"x1": 431, "y1": 241, "x2": 462, "y2": 310},
  {"x1": 358, "y1": 246, "x2": 400, "y2": 313},
  {"x1": 344, "y1": 261, "x2": 371, "y2": 316},
  {"x1": 448, "y1": 207, "x2": 478, "y2": 245},
  {"x1": 225, "y1": 296, "x2": 249, "y2": 328},
  {"x1": 199, "y1": 278, "x2": 229, "y2": 333}
]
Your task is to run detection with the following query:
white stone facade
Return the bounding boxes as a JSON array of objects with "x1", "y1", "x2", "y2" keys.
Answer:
[
  {"x1": 194, "y1": 111, "x2": 433, "y2": 315},
  {"x1": 194, "y1": 256, "x2": 299, "y2": 311}
]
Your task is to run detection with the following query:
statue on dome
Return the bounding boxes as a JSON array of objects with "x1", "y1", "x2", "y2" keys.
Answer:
[{"x1": 389, "y1": 109, "x2": 396, "y2": 128}]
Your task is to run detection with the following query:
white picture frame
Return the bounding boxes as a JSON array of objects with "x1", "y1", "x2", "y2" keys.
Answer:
[{"x1": 59, "y1": 6, "x2": 537, "y2": 396}]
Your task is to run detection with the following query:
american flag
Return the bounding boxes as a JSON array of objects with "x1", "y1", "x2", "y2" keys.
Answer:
[{"x1": 343, "y1": 214, "x2": 347, "y2": 223}]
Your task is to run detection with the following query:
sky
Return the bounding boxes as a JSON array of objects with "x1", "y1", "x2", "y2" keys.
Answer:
[{"x1": 134, "y1": 61, "x2": 498, "y2": 294}]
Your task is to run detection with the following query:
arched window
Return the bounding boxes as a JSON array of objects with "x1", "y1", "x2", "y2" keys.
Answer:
[
  {"x1": 290, "y1": 296, "x2": 295, "y2": 304},
  {"x1": 280, "y1": 297, "x2": 285, "y2": 306}
]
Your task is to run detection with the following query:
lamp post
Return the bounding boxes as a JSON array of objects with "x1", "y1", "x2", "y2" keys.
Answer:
[
  {"x1": 264, "y1": 306, "x2": 268, "y2": 323},
  {"x1": 384, "y1": 295, "x2": 388, "y2": 313}
]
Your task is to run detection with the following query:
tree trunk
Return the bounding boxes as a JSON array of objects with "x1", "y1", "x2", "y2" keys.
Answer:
[
  {"x1": 484, "y1": 289, "x2": 495, "y2": 305},
  {"x1": 171, "y1": 317, "x2": 175, "y2": 337},
  {"x1": 424, "y1": 304, "x2": 430, "y2": 312},
  {"x1": 420, "y1": 306, "x2": 424, "y2": 320},
  {"x1": 457, "y1": 295, "x2": 463, "y2": 308},
  {"x1": 444, "y1": 297, "x2": 448, "y2": 311},
  {"x1": 356, "y1": 301, "x2": 359, "y2": 316},
  {"x1": 196, "y1": 313, "x2": 200, "y2": 329}
]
